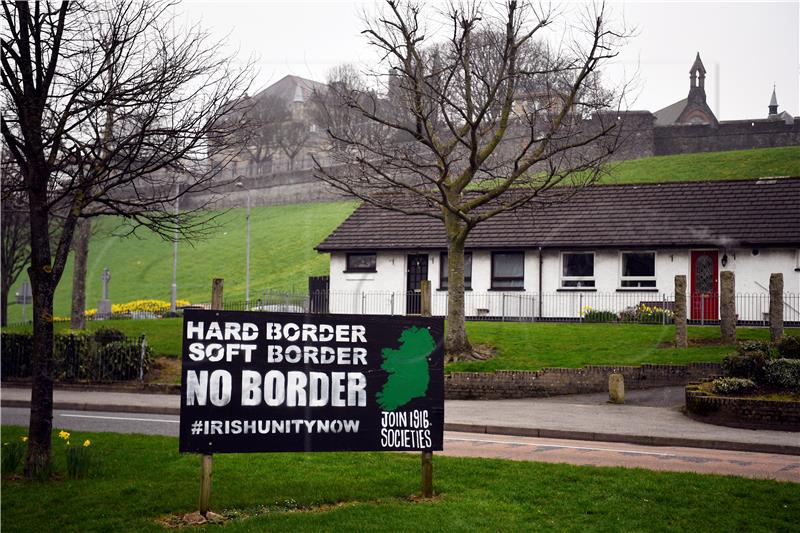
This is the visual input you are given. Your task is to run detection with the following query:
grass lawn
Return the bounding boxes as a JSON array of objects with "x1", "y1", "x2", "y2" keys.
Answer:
[
  {"x1": 4, "y1": 200, "x2": 358, "y2": 324},
  {"x1": 7, "y1": 319, "x2": 796, "y2": 374},
  {"x1": 599, "y1": 145, "x2": 800, "y2": 185},
  {"x1": 1, "y1": 427, "x2": 798, "y2": 532},
  {"x1": 451, "y1": 323, "x2": 800, "y2": 373}
]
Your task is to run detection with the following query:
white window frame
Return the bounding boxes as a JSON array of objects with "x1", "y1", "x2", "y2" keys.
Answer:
[
  {"x1": 619, "y1": 251, "x2": 657, "y2": 289},
  {"x1": 560, "y1": 252, "x2": 595, "y2": 288}
]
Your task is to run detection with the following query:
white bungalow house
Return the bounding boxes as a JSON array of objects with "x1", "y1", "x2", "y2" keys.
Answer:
[{"x1": 315, "y1": 177, "x2": 800, "y2": 323}]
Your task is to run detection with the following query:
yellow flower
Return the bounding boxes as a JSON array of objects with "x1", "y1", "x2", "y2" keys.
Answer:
[
  {"x1": 83, "y1": 439, "x2": 91, "y2": 447},
  {"x1": 58, "y1": 430, "x2": 70, "y2": 441},
  {"x1": 21, "y1": 436, "x2": 28, "y2": 442}
]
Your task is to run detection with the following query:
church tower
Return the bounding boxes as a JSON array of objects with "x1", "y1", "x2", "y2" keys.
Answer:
[
  {"x1": 673, "y1": 53, "x2": 718, "y2": 126},
  {"x1": 768, "y1": 85, "x2": 779, "y2": 116},
  {"x1": 688, "y1": 52, "x2": 707, "y2": 104}
]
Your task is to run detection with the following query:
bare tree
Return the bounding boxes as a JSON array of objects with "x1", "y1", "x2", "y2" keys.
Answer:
[
  {"x1": 314, "y1": 0, "x2": 629, "y2": 358},
  {"x1": 1, "y1": 161, "x2": 29, "y2": 326},
  {"x1": 1, "y1": 1, "x2": 251, "y2": 477},
  {"x1": 276, "y1": 119, "x2": 312, "y2": 171},
  {"x1": 233, "y1": 94, "x2": 290, "y2": 176}
]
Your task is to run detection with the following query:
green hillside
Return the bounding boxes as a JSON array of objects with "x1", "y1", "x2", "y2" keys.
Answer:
[
  {"x1": 600, "y1": 145, "x2": 800, "y2": 184},
  {"x1": 6, "y1": 201, "x2": 357, "y2": 323},
  {"x1": 4, "y1": 146, "x2": 799, "y2": 324}
]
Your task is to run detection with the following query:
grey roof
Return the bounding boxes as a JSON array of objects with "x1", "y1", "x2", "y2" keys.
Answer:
[
  {"x1": 770, "y1": 87, "x2": 778, "y2": 107},
  {"x1": 316, "y1": 178, "x2": 800, "y2": 252},
  {"x1": 654, "y1": 98, "x2": 687, "y2": 125},
  {"x1": 254, "y1": 75, "x2": 327, "y2": 104}
]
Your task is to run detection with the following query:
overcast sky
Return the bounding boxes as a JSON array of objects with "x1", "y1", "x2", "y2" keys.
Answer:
[{"x1": 181, "y1": 0, "x2": 798, "y2": 121}]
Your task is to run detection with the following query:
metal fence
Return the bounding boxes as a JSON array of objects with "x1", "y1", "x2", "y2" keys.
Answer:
[
  {"x1": 210, "y1": 289, "x2": 800, "y2": 326},
  {"x1": 1, "y1": 333, "x2": 150, "y2": 383}
]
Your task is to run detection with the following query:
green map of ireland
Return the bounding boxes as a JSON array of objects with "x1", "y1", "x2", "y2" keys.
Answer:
[{"x1": 376, "y1": 326, "x2": 436, "y2": 411}]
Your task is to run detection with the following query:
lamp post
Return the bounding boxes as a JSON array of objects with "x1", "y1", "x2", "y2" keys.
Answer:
[
  {"x1": 170, "y1": 181, "x2": 180, "y2": 313},
  {"x1": 236, "y1": 181, "x2": 251, "y2": 308}
]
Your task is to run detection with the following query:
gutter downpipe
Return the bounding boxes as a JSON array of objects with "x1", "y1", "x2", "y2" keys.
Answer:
[{"x1": 538, "y1": 247, "x2": 543, "y2": 321}]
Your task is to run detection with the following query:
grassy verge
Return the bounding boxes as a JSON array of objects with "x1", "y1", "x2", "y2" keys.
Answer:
[
  {"x1": 6, "y1": 319, "x2": 796, "y2": 373},
  {"x1": 2, "y1": 427, "x2": 798, "y2": 532}
]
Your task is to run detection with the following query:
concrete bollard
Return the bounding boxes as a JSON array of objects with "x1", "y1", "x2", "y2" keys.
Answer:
[
  {"x1": 769, "y1": 273, "x2": 784, "y2": 342},
  {"x1": 608, "y1": 373, "x2": 625, "y2": 404},
  {"x1": 720, "y1": 271, "x2": 736, "y2": 344},
  {"x1": 675, "y1": 275, "x2": 688, "y2": 349}
]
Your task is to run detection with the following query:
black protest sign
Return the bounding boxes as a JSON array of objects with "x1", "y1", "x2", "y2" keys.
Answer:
[{"x1": 179, "y1": 310, "x2": 444, "y2": 454}]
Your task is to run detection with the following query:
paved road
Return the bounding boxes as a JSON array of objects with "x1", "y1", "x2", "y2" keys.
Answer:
[{"x1": 5, "y1": 407, "x2": 798, "y2": 483}]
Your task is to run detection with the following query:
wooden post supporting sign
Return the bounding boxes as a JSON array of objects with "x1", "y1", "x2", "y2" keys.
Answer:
[
  {"x1": 420, "y1": 279, "x2": 433, "y2": 498},
  {"x1": 199, "y1": 277, "x2": 223, "y2": 517}
]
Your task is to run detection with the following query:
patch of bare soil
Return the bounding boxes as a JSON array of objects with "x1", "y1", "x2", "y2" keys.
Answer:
[
  {"x1": 445, "y1": 343, "x2": 496, "y2": 363},
  {"x1": 157, "y1": 496, "x2": 439, "y2": 528},
  {"x1": 657, "y1": 338, "x2": 727, "y2": 349},
  {"x1": 144, "y1": 357, "x2": 181, "y2": 384}
]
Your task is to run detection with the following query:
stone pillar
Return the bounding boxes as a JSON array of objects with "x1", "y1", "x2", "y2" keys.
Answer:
[
  {"x1": 608, "y1": 373, "x2": 624, "y2": 404},
  {"x1": 675, "y1": 275, "x2": 687, "y2": 348},
  {"x1": 769, "y1": 273, "x2": 784, "y2": 342},
  {"x1": 719, "y1": 271, "x2": 736, "y2": 344}
]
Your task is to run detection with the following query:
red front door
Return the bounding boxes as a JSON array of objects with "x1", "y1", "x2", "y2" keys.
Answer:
[{"x1": 690, "y1": 250, "x2": 719, "y2": 321}]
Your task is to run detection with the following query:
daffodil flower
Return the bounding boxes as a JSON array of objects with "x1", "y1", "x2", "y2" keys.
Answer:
[
  {"x1": 83, "y1": 439, "x2": 91, "y2": 447},
  {"x1": 21, "y1": 436, "x2": 28, "y2": 442},
  {"x1": 58, "y1": 430, "x2": 70, "y2": 440}
]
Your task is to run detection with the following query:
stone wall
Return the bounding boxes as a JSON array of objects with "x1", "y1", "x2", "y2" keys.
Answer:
[
  {"x1": 685, "y1": 383, "x2": 800, "y2": 431},
  {"x1": 653, "y1": 120, "x2": 800, "y2": 156},
  {"x1": 181, "y1": 168, "x2": 347, "y2": 209},
  {"x1": 445, "y1": 362, "x2": 721, "y2": 399}
]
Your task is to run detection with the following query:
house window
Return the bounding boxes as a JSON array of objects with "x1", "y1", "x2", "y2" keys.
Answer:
[
  {"x1": 491, "y1": 252, "x2": 524, "y2": 290},
  {"x1": 440, "y1": 252, "x2": 472, "y2": 290},
  {"x1": 620, "y1": 252, "x2": 656, "y2": 288},
  {"x1": 561, "y1": 252, "x2": 595, "y2": 288},
  {"x1": 345, "y1": 253, "x2": 376, "y2": 272}
]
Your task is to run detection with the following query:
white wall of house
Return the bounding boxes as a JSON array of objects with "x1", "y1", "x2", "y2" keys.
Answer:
[{"x1": 327, "y1": 247, "x2": 800, "y2": 321}]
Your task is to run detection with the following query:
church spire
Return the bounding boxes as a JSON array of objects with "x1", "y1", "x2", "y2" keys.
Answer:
[
  {"x1": 769, "y1": 85, "x2": 778, "y2": 116},
  {"x1": 690, "y1": 52, "x2": 706, "y2": 90}
]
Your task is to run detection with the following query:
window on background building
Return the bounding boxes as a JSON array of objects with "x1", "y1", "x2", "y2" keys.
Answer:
[
  {"x1": 620, "y1": 252, "x2": 656, "y2": 288},
  {"x1": 440, "y1": 252, "x2": 472, "y2": 289},
  {"x1": 491, "y1": 252, "x2": 524, "y2": 290},
  {"x1": 345, "y1": 253, "x2": 377, "y2": 272},
  {"x1": 561, "y1": 252, "x2": 595, "y2": 288}
]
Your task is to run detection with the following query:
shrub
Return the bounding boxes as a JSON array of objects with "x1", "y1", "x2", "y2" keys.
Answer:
[
  {"x1": 84, "y1": 340, "x2": 152, "y2": 382},
  {"x1": 762, "y1": 359, "x2": 800, "y2": 392},
  {"x1": 636, "y1": 304, "x2": 674, "y2": 324},
  {"x1": 775, "y1": 335, "x2": 800, "y2": 359},
  {"x1": 1, "y1": 333, "x2": 33, "y2": 378},
  {"x1": 582, "y1": 309, "x2": 617, "y2": 323},
  {"x1": 1, "y1": 332, "x2": 150, "y2": 382},
  {"x1": 722, "y1": 352, "x2": 768, "y2": 380},
  {"x1": 618, "y1": 304, "x2": 674, "y2": 324},
  {"x1": 736, "y1": 340, "x2": 772, "y2": 358},
  {"x1": 711, "y1": 377, "x2": 757, "y2": 395},
  {"x1": 93, "y1": 327, "x2": 127, "y2": 345}
]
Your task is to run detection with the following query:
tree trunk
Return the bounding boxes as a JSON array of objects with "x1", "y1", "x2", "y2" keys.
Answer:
[
  {"x1": 26, "y1": 274, "x2": 55, "y2": 477},
  {"x1": 1, "y1": 279, "x2": 9, "y2": 327},
  {"x1": 70, "y1": 219, "x2": 91, "y2": 329},
  {"x1": 24, "y1": 167, "x2": 60, "y2": 479},
  {"x1": 444, "y1": 212, "x2": 472, "y2": 358}
]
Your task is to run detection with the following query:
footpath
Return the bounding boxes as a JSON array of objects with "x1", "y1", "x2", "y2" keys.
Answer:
[{"x1": 2, "y1": 385, "x2": 798, "y2": 456}]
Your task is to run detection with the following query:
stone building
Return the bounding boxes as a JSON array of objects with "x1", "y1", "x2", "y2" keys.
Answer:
[{"x1": 654, "y1": 53, "x2": 718, "y2": 126}]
